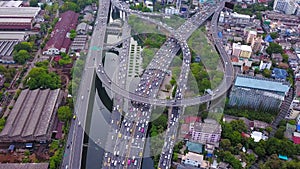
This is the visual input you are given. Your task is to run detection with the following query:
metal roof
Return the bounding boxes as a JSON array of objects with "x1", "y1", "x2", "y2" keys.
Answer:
[
  {"x1": 0, "y1": 7, "x2": 40, "y2": 18},
  {"x1": 0, "y1": 163, "x2": 49, "y2": 169},
  {"x1": 235, "y1": 76, "x2": 290, "y2": 94},
  {"x1": 0, "y1": 1, "x2": 23, "y2": 7}
]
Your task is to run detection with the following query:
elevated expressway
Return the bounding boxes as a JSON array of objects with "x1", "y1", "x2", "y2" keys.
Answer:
[
  {"x1": 100, "y1": 0, "x2": 233, "y2": 169},
  {"x1": 157, "y1": 2, "x2": 230, "y2": 168},
  {"x1": 96, "y1": 2, "x2": 234, "y2": 107}
]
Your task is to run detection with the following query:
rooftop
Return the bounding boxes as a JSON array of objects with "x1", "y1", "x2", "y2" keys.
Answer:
[
  {"x1": 0, "y1": 1, "x2": 23, "y2": 7},
  {"x1": 44, "y1": 10, "x2": 79, "y2": 52},
  {"x1": 0, "y1": 163, "x2": 49, "y2": 169},
  {"x1": 241, "y1": 45, "x2": 252, "y2": 52},
  {"x1": 186, "y1": 141, "x2": 203, "y2": 154},
  {"x1": 182, "y1": 152, "x2": 203, "y2": 164},
  {"x1": 0, "y1": 88, "x2": 62, "y2": 142},
  {"x1": 234, "y1": 75, "x2": 290, "y2": 94},
  {"x1": 0, "y1": 31, "x2": 28, "y2": 40},
  {"x1": 0, "y1": 7, "x2": 40, "y2": 18},
  {"x1": 193, "y1": 120, "x2": 222, "y2": 135},
  {"x1": 0, "y1": 18, "x2": 32, "y2": 23}
]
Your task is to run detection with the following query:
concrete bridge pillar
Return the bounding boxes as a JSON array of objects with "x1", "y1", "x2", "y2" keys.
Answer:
[{"x1": 206, "y1": 101, "x2": 211, "y2": 110}]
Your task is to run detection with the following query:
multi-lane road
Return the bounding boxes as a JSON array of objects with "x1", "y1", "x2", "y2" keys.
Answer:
[{"x1": 61, "y1": 0, "x2": 111, "y2": 168}]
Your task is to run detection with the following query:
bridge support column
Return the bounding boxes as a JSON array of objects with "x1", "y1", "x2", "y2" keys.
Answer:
[{"x1": 206, "y1": 101, "x2": 211, "y2": 110}]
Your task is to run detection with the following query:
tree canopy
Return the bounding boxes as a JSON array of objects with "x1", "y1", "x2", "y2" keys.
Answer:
[
  {"x1": 14, "y1": 42, "x2": 33, "y2": 53},
  {"x1": 57, "y1": 106, "x2": 73, "y2": 123},
  {"x1": 24, "y1": 67, "x2": 61, "y2": 90},
  {"x1": 266, "y1": 43, "x2": 283, "y2": 55},
  {"x1": 61, "y1": 1, "x2": 80, "y2": 12},
  {"x1": 13, "y1": 50, "x2": 31, "y2": 64}
]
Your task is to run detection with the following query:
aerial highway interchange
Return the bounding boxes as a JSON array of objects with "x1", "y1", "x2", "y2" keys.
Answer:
[{"x1": 64, "y1": 0, "x2": 234, "y2": 168}]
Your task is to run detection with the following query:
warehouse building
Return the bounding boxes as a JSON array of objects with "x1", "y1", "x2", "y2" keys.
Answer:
[
  {"x1": 0, "y1": 32, "x2": 29, "y2": 63},
  {"x1": 0, "y1": 88, "x2": 63, "y2": 143},
  {"x1": 43, "y1": 10, "x2": 79, "y2": 55},
  {"x1": 0, "y1": 7, "x2": 40, "y2": 30},
  {"x1": 0, "y1": 163, "x2": 49, "y2": 169},
  {"x1": 0, "y1": 1, "x2": 23, "y2": 7},
  {"x1": 229, "y1": 75, "x2": 290, "y2": 111}
]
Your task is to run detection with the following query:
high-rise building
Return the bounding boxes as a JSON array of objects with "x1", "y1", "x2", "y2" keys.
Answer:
[
  {"x1": 229, "y1": 75, "x2": 290, "y2": 111},
  {"x1": 246, "y1": 30, "x2": 257, "y2": 44},
  {"x1": 232, "y1": 43, "x2": 241, "y2": 57},
  {"x1": 251, "y1": 36, "x2": 262, "y2": 53},
  {"x1": 274, "y1": 0, "x2": 297, "y2": 14}
]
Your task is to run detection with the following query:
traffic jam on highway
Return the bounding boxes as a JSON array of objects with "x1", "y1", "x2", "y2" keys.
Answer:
[{"x1": 97, "y1": 0, "x2": 232, "y2": 168}]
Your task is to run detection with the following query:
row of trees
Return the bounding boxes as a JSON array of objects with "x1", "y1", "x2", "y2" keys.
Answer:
[{"x1": 224, "y1": 106, "x2": 277, "y2": 123}]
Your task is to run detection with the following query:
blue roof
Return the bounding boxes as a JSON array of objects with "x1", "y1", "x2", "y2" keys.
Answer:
[
  {"x1": 26, "y1": 143, "x2": 33, "y2": 148},
  {"x1": 186, "y1": 141, "x2": 203, "y2": 154},
  {"x1": 8, "y1": 145, "x2": 14, "y2": 151},
  {"x1": 272, "y1": 68, "x2": 288, "y2": 80},
  {"x1": 265, "y1": 34, "x2": 273, "y2": 42},
  {"x1": 279, "y1": 154, "x2": 288, "y2": 160},
  {"x1": 218, "y1": 32, "x2": 223, "y2": 38},
  {"x1": 297, "y1": 125, "x2": 300, "y2": 131},
  {"x1": 235, "y1": 76, "x2": 290, "y2": 94}
]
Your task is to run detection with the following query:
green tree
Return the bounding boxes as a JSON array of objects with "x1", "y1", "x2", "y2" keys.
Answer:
[
  {"x1": 170, "y1": 77, "x2": 176, "y2": 86},
  {"x1": 57, "y1": 106, "x2": 73, "y2": 123},
  {"x1": 254, "y1": 145, "x2": 266, "y2": 158},
  {"x1": 282, "y1": 54, "x2": 289, "y2": 63},
  {"x1": 13, "y1": 50, "x2": 31, "y2": 64},
  {"x1": 266, "y1": 43, "x2": 283, "y2": 55},
  {"x1": 270, "y1": 32, "x2": 279, "y2": 39},
  {"x1": 0, "y1": 118, "x2": 6, "y2": 132},
  {"x1": 14, "y1": 42, "x2": 33, "y2": 52},
  {"x1": 165, "y1": 84, "x2": 171, "y2": 91},
  {"x1": 30, "y1": 0, "x2": 39, "y2": 7},
  {"x1": 220, "y1": 139, "x2": 231, "y2": 150},
  {"x1": 61, "y1": 1, "x2": 80, "y2": 12},
  {"x1": 24, "y1": 67, "x2": 61, "y2": 89},
  {"x1": 70, "y1": 29, "x2": 77, "y2": 40},
  {"x1": 262, "y1": 69, "x2": 272, "y2": 78},
  {"x1": 172, "y1": 153, "x2": 178, "y2": 162}
]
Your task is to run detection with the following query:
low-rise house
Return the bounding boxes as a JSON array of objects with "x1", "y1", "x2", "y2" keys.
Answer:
[
  {"x1": 181, "y1": 152, "x2": 203, "y2": 168},
  {"x1": 251, "y1": 131, "x2": 268, "y2": 142},
  {"x1": 272, "y1": 53, "x2": 283, "y2": 63},
  {"x1": 272, "y1": 68, "x2": 288, "y2": 81},
  {"x1": 76, "y1": 22, "x2": 88, "y2": 35},
  {"x1": 292, "y1": 132, "x2": 300, "y2": 144}
]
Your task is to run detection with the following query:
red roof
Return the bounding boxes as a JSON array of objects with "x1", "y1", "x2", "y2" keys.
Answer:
[
  {"x1": 55, "y1": 121, "x2": 63, "y2": 139},
  {"x1": 293, "y1": 136, "x2": 300, "y2": 144},
  {"x1": 53, "y1": 56, "x2": 62, "y2": 62},
  {"x1": 184, "y1": 116, "x2": 200, "y2": 124},
  {"x1": 241, "y1": 132, "x2": 250, "y2": 138},
  {"x1": 43, "y1": 11, "x2": 79, "y2": 53}
]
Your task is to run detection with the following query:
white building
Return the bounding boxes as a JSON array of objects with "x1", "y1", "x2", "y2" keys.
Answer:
[
  {"x1": 165, "y1": 7, "x2": 179, "y2": 15},
  {"x1": 182, "y1": 152, "x2": 203, "y2": 167},
  {"x1": 259, "y1": 60, "x2": 272, "y2": 70},
  {"x1": 251, "y1": 131, "x2": 268, "y2": 142}
]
